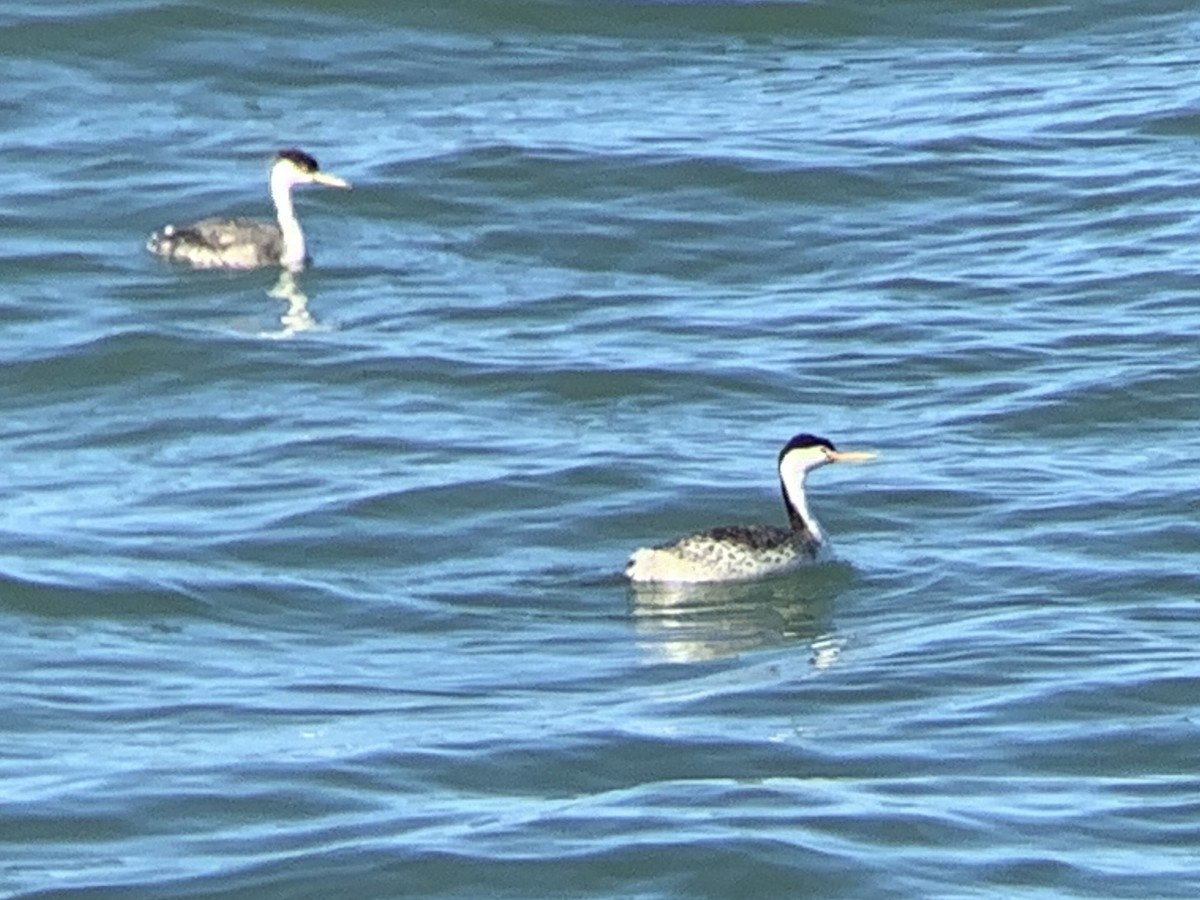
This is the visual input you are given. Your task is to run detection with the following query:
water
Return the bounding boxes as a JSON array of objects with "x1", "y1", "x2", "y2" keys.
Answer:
[{"x1": 2, "y1": 1, "x2": 1199, "y2": 897}]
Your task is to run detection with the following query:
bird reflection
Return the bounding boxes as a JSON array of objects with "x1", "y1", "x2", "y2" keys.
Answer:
[
  {"x1": 628, "y1": 564, "x2": 853, "y2": 664},
  {"x1": 264, "y1": 269, "x2": 321, "y2": 337}
]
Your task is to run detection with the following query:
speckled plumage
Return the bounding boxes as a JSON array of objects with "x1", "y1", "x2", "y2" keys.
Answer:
[
  {"x1": 625, "y1": 524, "x2": 822, "y2": 584},
  {"x1": 147, "y1": 218, "x2": 285, "y2": 269}
]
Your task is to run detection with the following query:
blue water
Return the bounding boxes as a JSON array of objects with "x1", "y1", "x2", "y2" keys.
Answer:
[{"x1": 2, "y1": 1, "x2": 1199, "y2": 897}]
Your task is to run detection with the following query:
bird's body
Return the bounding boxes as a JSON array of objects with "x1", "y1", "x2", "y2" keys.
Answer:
[
  {"x1": 625, "y1": 433, "x2": 875, "y2": 585},
  {"x1": 147, "y1": 149, "x2": 350, "y2": 271},
  {"x1": 627, "y1": 524, "x2": 822, "y2": 584},
  {"x1": 148, "y1": 217, "x2": 286, "y2": 270}
]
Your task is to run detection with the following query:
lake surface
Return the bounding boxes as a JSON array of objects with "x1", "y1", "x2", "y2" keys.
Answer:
[{"x1": 2, "y1": 1, "x2": 1199, "y2": 897}]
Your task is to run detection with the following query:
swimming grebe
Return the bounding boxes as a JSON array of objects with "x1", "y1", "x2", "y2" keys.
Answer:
[
  {"x1": 625, "y1": 433, "x2": 876, "y2": 584},
  {"x1": 146, "y1": 149, "x2": 350, "y2": 271}
]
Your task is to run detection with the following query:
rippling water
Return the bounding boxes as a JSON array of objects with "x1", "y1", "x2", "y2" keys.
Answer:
[{"x1": 2, "y1": 1, "x2": 1199, "y2": 897}]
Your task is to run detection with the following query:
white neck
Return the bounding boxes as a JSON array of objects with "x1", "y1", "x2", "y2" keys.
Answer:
[
  {"x1": 270, "y1": 166, "x2": 306, "y2": 269},
  {"x1": 779, "y1": 459, "x2": 824, "y2": 542}
]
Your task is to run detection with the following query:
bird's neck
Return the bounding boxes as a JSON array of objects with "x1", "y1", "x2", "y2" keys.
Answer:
[
  {"x1": 270, "y1": 170, "x2": 306, "y2": 270},
  {"x1": 779, "y1": 469, "x2": 823, "y2": 543}
]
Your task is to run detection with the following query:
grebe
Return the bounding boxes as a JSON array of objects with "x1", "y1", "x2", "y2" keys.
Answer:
[
  {"x1": 146, "y1": 149, "x2": 350, "y2": 271},
  {"x1": 625, "y1": 433, "x2": 876, "y2": 584}
]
